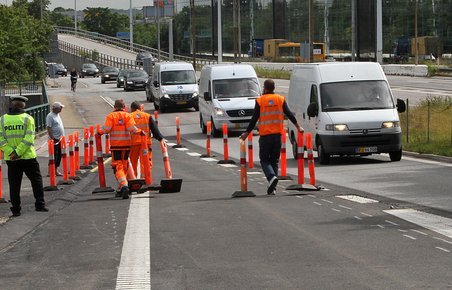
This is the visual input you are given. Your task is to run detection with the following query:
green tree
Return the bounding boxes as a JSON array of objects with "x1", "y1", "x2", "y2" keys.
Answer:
[
  {"x1": 48, "y1": 10, "x2": 74, "y2": 27},
  {"x1": 12, "y1": 0, "x2": 51, "y2": 20},
  {"x1": 0, "y1": 5, "x2": 53, "y2": 81},
  {"x1": 81, "y1": 7, "x2": 128, "y2": 36}
]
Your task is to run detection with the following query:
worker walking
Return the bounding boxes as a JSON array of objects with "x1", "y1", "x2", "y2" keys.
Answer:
[
  {"x1": 0, "y1": 96, "x2": 48, "y2": 216},
  {"x1": 97, "y1": 99, "x2": 140, "y2": 199},
  {"x1": 240, "y1": 79, "x2": 303, "y2": 195},
  {"x1": 129, "y1": 101, "x2": 165, "y2": 177}
]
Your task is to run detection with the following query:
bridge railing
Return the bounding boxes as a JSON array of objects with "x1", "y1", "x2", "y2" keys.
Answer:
[{"x1": 57, "y1": 26, "x2": 216, "y2": 66}]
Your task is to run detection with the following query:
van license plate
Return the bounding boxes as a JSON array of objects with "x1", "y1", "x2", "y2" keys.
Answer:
[
  {"x1": 177, "y1": 101, "x2": 187, "y2": 105},
  {"x1": 355, "y1": 147, "x2": 378, "y2": 153}
]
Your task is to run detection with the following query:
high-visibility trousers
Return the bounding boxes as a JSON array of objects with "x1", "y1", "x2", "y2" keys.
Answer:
[
  {"x1": 130, "y1": 144, "x2": 152, "y2": 178},
  {"x1": 111, "y1": 150, "x2": 130, "y2": 189}
]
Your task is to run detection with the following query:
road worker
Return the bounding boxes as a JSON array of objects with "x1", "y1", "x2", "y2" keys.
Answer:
[
  {"x1": 97, "y1": 99, "x2": 141, "y2": 199},
  {"x1": 240, "y1": 79, "x2": 303, "y2": 195},
  {"x1": 0, "y1": 96, "x2": 48, "y2": 216},
  {"x1": 129, "y1": 101, "x2": 166, "y2": 177}
]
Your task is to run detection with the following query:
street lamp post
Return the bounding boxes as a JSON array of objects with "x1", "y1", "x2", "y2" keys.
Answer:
[
  {"x1": 217, "y1": 0, "x2": 222, "y2": 63},
  {"x1": 74, "y1": 0, "x2": 77, "y2": 32},
  {"x1": 130, "y1": 0, "x2": 134, "y2": 51}
]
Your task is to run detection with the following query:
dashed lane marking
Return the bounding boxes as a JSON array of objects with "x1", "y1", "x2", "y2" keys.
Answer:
[
  {"x1": 338, "y1": 205, "x2": 352, "y2": 210},
  {"x1": 384, "y1": 209, "x2": 452, "y2": 240},
  {"x1": 166, "y1": 142, "x2": 177, "y2": 147},
  {"x1": 411, "y1": 229, "x2": 428, "y2": 236},
  {"x1": 385, "y1": 220, "x2": 399, "y2": 226},
  {"x1": 219, "y1": 164, "x2": 237, "y2": 168},
  {"x1": 433, "y1": 237, "x2": 452, "y2": 245},
  {"x1": 200, "y1": 157, "x2": 218, "y2": 162},
  {"x1": 403, "y1": 234, "x2": 417, "y2": 240},
  {"x1": 321, "y1": 199, "x2": 333, "y2": 204},
  {"x1": 116, "y1": 191, "x2": 151, "y2": 290},
  {"x1": 331, "y1": 208, "x2": 341, "y2": 212},
  {"x1": 336, "y1": 195, "x2": 379, "y2": 204},
  {"x1": 361, "y1": 212, "x2": 373, "y2": 217},
  {"x1": 435, "y1": 247, "x2": 450, "y2": 253},
  {"x1": 186, "y1": 152, "x2": 201, "y2": 157},
  {"x1": 354, "y1": 216, "x2": 362, "y2": 220},
  {"x1": 175, "y1": 147, "x2": 189, "y2": 151},
  {"x1": 313, "y1": 202, "x2": 322, "y2": 206}
]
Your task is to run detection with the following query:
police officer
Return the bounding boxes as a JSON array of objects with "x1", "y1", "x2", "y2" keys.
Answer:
[
  {"x1": 240, "y1": 79, "x2": 303, "y2": 195},
  {"x1": 0, "y1": 96, "x2": 48, "y2": 216},
  {"x1": 97, "y1": 99, "x2": 141, "y2": 199},
  {"x1": 129, "y1": 101, "x2": 166, "y2": 177}
]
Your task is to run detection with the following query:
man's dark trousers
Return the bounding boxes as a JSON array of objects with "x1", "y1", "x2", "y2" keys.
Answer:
[
  {"x1": 53, "y1": 138, "x2": 62, "y2": 168},
  {"x1": 6, "y1": 158, "x2": 45, "y2": 212},
  {"x1": 259, "y1": 133, "x2": 282, "y2": 182}
]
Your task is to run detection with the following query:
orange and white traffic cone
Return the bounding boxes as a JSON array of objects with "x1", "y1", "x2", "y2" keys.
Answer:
[
  {"x1": 218, "y1": 123, "x2": 235, "y2": 164},
  {"x1": 232, "y1": 140, "x2": 255, "y2": 197},
  {"x1": 159, "y1": 141, "x2": 182, "y2": 193},
  {"x1": 92, "y1": 133, "x2": 115, "y2": 194},
  {"x1": 58, "y1": 136, "x2": 75, "y2": 185},
  {"x1": 278, "y1": 129, "x2": 292, "y2": 180}
]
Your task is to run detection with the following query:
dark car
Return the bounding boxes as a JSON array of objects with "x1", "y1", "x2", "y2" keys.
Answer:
[
  {"x1": 124, "y1": 70, "x2": 148, "y2": 91},
  {"x1": 116, "y1": 69, "x2": 131, "y2": 88},
  {"x1": 46, "y1": 63, "x2": 67, "y2": 77},
  {"x1": 136, "y1": 52, "x2": 155, "y2": 66},
  {"x1": 80, "y1": 63, "x2": 99, "y2": 78},
  {"x1": 101, "y1": 66, "x2": 119, "y2": 84}
]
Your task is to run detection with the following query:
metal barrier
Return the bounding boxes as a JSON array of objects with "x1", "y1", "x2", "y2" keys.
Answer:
[{"x1": 57, "y1": 26, "x2": 216, "y2": 67}]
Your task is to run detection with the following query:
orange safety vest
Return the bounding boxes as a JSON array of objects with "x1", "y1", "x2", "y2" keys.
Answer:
[
  {"x1": 100, "y1": 110, "x2": 137, "y2": 149},
  {"x1": 256, "y1": 93, "x2": 285, "y2": 136},
  {"x1": 130, "y1": 110, "x2": 151, "y2": 145}
]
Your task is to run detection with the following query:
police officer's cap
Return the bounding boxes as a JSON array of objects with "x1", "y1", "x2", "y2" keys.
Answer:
[{"x1": 10, "y1": 95, "x2": 28, "y2": 102}]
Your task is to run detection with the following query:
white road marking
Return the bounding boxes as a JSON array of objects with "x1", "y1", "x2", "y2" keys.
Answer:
[
  {"x1": 338, "y1": 205, "x2": 352, "y2": 210},
  {"x1": 384, "y1": 209, "x2": 452, "y2": 240},
  {"x1": 257, "y1": 182, "x2": 264, "y2": 185},
  {"x1": 403, "y1": 234, "x2": 417, "y2": 240},
  {"x1": 186, "y1": 152, "x2": 201, "y2": 157},
  {"x1": 247, "y1": 171, "x2": 262, "y2": 175},
  {"x1": 354, "y1": 216, "x2": 362, "y2": 220},
  {"x1": 331, "y1": 208, "x2": 341, "y2": 212},
  {"x1": 385, "y1": 220, "x2": 399, "y2": 226},
  {"x1": 313, "y1": 202, "x2": 322, "y2": 206},
  {"x1": 398, "y1": 229, "x2": 408, "y2": 233},
  {"x1": 336, "y1": 195, "x2": 378, "y2": 204},
  {"x1": 321, "y1": 199, "x2": 333, "y2": 204},
  {"x1": 166, "y1": 142, "x2": 177, "y2": 146},
  {"x1": 175, "y1": 147, "x2": 189, "y2": 151},
  {"x1": 295, "y1": 196, "x2": 303, "y2": 199},
  {"x1": 435, "y1": 247, "x2": 450, "y2": 253},
  {"x1": 361, "y1": 212, "x2": 373, "y2": 217},
  {"x1": 411, "y1": 229, "x2": 428, "y2": 236},
  {"x1": 201, "y1": 157, "x2": 218, "y2": 162},
  {"x1": 401, "y1": 156, "x2": 452, "y2": 167},
  {"x1": 433, "y1": 237, "x2": 452, "y2": 245},
  {"x1": 373, "y1": 225, "x2": 385, "y2": 229},
  {"x1": 116, "y1": 192, "x2": 151, "y2": 290},
  {"x1": 219, "y1": 164, "x2": 237, "y2": 168}
]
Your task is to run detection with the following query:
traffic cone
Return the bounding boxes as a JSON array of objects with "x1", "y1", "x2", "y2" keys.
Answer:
[
  {"x1": 92, "y1": 133, "x2": 115, "y2": 194},
  {"x1": 159, "y1": 141, "x2": 182, "y2": 193},
  {"x1": 44, "y1": 139, "x2": 61, "y2": 191},
  {"x1": 232, "y1": 140, "x2": 255, "y2": 197}
]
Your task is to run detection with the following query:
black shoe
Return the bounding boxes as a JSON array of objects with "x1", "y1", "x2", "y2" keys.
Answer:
[
  {"x1": 267, "y1": 176, "x2": 278, "y2": 194},
  {"x1": 115, "y1": 190, "x2": 122, "y2": 198},
  {"x1": 267, "y1": 190, "x2": 276, "y2": 196},
  {"x1": 35, "y1": 206, "x2": 49, "y2": 212},
  {"x1": 120, "y1": 186, "x2": 130, "y2": 199},
  {"x1": 11, "y1": 211, "x2": 21, "y2": 217}
]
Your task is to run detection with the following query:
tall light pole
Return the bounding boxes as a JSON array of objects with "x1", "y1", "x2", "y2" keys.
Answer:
[
  {"x1": 414, "y1": 0, "x2": 418, "y2": 65},
  {"x1": 217, "y1": 0, "x2": 222, "y2": 63},
  {"x1": 157, "y1": 0, "x2": 161, "y2": 61},
  {"x1": 74, "y1": 0, "x2": 77, "y2": 32},
  {"x1": 129, "y1": 0, "x2": 134, "y2": 51}
]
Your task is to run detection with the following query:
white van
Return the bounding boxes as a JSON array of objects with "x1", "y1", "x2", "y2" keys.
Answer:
[
  {"x1": 287, "y1": 62, "x2": 406, "y2": 164},
  {"x1": 147, "y1": 62, "x2": 198, "y2": 113},
  {"x1": 199, "y1": 64, "x2": 261, "y2": 137}
]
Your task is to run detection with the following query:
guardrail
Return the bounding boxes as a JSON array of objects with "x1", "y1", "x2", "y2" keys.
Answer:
[{"x1": 57, "y1": 26, "x2": 216, "y2": 66}]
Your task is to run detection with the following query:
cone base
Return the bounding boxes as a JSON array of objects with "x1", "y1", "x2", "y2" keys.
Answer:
[
  {"x1": 277, "y1": 175, "x2": 293, "y2": 181},
  {"x1": 43, "y1": 186, "x2": 62, "y2": 191},
  {"x1": 70, "y1": 176, "x2": 82, "y2": 181},
  {"x1": 200, "y1": 154, "x2": 215, "y2": 158},
  {"x1": 172, "y1": 144, "x2": 185, "y2": 148},
  {"x1": 159, "y1": 178, "x2": 183, "y2": 193},
  {"x1": 80, "y1": 165, "x2": 94, "y2": 169},
  {"x1": 138, "y1": 184, "x2": 161, "y2": 193},
  {"x1": 217, "y1": 160, "x2": 236, "y2": 164},
  {"x1": 232, "y1": 191, "x2": 256, "y2": 198},
  {"x1": 76, "y1": 169, "x2": 87, "y2": 175},
  {"x1": 286, "y1": 184, "x2": 320, "y2": 191},
  {"x1": 0, "y1": 197, "x2": 7, "y2": 203},
  {"x1": 92, "y1": 186, "x2": 115, "y2": 194},
  {"x1": 57, "y1": 180, "x2": 75, "y2": 185}
]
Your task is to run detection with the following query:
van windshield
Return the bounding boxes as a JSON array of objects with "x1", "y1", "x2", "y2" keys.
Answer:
[
  {"x1": 320, "y1": 80, "x2": 394, "y2": 112},
  {"x1": 161, "y1": 70, "x2": 196, "y2": 85},
  {"x1": 213, "y1": 78, "x2": 260, "y2": 99}
]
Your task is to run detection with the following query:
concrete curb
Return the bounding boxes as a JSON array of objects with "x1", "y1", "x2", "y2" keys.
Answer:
[{"x1": 403, "y1": 150, "x2": 452, "y2": 164}]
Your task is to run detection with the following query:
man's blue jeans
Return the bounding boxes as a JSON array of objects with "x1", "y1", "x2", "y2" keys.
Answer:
[{"x1": 259, "y1": 134, "x2": 281, "y2": 182}]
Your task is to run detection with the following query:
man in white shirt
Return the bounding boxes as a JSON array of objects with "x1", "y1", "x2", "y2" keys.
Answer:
[{"x1": 46, "y1": 102, "x2": 65, "y2": 176}]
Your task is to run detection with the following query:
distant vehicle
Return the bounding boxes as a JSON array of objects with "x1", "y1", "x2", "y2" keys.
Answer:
[
  {"x1": 116, "y1": 69, "x2": 131, "y2": 88},
  {"x1": 80, "y1": 63, "x2": 99, "y2": 78},
  {"x1": 101, "y1": 66, "x2": 119, "y2": 84},
  {"x1": 136, "y1": 52, "x2": 155, "y2": 66},
  {"x1": 46, "y1": 63, "x2": 67, "y2": 77},
  {"x1": 148, "y1": 62, "x2": 198, "y2": 112},
  {"x1": 198, "y1": 64, "x2": 261, "y2": 137},
  {"x1": 123, "y1": 70, "x2": 148, "y2": 91}
]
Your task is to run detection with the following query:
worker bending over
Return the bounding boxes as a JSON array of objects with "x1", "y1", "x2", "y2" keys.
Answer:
[
  {"x1": 129, "y1": 101, "x2": 166, "y2": 177},
  {"x1": 98, "y1": 99, "x2": 141, "y2": 199}
]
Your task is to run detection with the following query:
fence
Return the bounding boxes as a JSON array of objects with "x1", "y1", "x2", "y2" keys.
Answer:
[{"x1": 400, "y1": 97, "x2": 452, "y2": 155}]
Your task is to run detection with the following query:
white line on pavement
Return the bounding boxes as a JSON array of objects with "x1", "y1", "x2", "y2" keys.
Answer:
[
  {"x1": 116, "y1": 192, "x2": 151, "y2": 290},
  {"x1": 435, "y1": 247, "x2": 450, "y2": 253},
  {"x1": 403, "y1": 234, "x2": 417, "y2": 240}
]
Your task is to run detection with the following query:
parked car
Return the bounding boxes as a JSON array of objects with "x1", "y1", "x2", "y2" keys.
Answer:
[
  {"x1": 123, "y1": 70, "x2": 149, "y2": 91},
  {"x1": 101, "y1": 66, "x2": 119, "y2": 84},
  {"x1": 116, "y1": 69, "x2": 131, "y2": 88},
  {"x1": 136, "y1": 52, "x2": 155, "y2": 66},
  {"x1": 80, "y1": 63, "x2": 99, "y2": 78}
]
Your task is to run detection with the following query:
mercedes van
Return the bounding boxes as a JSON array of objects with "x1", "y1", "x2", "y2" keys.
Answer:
[
  {"x1": 198, "y1": 64, "x2": 261, "y2": 137},
  {"x1": 287, "y1": 62, "x2": 406, "y2": 164},
  {"x1": 148, "y1": 62, "x2": 198, "y2": 113}
]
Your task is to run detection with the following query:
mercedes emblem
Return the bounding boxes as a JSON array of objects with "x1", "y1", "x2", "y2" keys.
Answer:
[{"x1": 238, "y1": 110, "x2": 246, "y2": 117}]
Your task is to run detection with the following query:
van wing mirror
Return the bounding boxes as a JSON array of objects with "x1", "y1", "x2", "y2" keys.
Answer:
[
  {"x1": 204, "y1": 92, "x2": 212, "y2": 102},
  {"x1": 396, "y1": 98, "x2": 406, "y2": 113},
  {"x1": 153, "y1": 81, "x2": 159, "y2": 87},
  {"x1": 307, "y1": 102, "x2": 319, "y2": 117}
]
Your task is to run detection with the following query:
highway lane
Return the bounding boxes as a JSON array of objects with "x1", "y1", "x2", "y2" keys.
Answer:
[{"x1": 62, "y1": 77, "x2": 452, "y2": 214}]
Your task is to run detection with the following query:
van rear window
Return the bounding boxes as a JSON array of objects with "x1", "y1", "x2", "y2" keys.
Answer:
[{"x1": 320, "y1": 80, "x2": 394, "y2": 112}]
